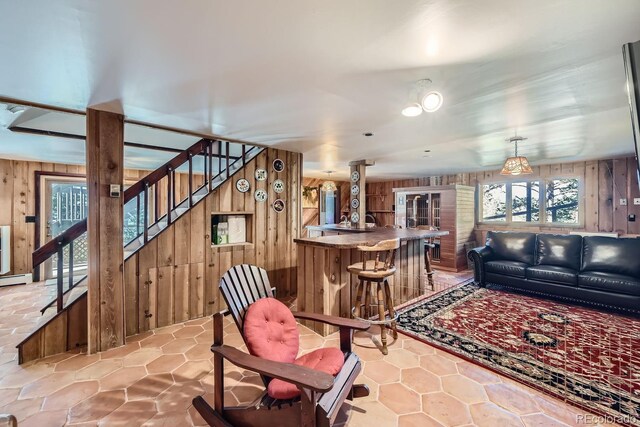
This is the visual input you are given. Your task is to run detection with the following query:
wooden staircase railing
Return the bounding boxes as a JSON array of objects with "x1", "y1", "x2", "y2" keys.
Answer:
[{"x1": 32, "y1": 138, "x2": 262, "y2": 315}]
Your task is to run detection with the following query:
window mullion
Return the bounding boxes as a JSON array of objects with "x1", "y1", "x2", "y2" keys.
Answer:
[{"x1": 506, "y1": 182, "x2": 513, "y2": 223}]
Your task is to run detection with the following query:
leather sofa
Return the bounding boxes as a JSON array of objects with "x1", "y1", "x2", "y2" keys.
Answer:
[{"x1": 468, "y1": 231, "x2": 640, "y2": 313}]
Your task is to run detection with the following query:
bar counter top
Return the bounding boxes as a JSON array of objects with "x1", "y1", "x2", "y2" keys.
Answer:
[{"x1": 294, "y1": 227, "x2": 449, "y2": 249}]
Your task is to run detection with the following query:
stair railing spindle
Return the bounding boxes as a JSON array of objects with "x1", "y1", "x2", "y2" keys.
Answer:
[
  {"x1": 143, "y1": 182, "x2": 149, "y2": 244},
  {"x1": 208, "y1": 140, "x2": 213, "y2": 191},
  {"x1": 57, "y1": 243, "x2": 64, "y2": 312},
  {"x1": 188, "y1": 153, "x2": 193, "y2": 208},
  {"x1": 68, "y1": 241, "x2": 74, "y2": 292},
  {"x1": 167, "y1": 167, "x2": 173, "y2": 226},
  {"x1": 226, "y1": 141, "x2": 230, "y2": 179}
]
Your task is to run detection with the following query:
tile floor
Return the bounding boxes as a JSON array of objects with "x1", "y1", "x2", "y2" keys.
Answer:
[{"x1": 0, "y1": 273, "x2": 616, "y2": 426}]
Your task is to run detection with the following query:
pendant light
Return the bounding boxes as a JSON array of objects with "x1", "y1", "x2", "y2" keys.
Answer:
[
  {"x1": 500, "y1": 135, "x2": 533, "y2": 176},
  {"x1": 321, "y1": 171, "x2": 337, "y2": 192}
]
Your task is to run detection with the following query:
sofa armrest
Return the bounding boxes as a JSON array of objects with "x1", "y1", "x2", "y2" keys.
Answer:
[{"x1": 468, "y1": 246, "x2": 493, "y2": 286}]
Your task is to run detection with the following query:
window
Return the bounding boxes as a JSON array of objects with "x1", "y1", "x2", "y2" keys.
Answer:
[
  {"x1": 479, "y1": 178, "x2": 580, "y2": 225},
  {"x1": 482, "y1": 184, "x2": 507, "y2": 222},
  {"x1": 545, "y1": 179, "x2": 579, "y2": 224},
  {"x1": 512, "y1": 181, "x2": 540, "y2": 222}
]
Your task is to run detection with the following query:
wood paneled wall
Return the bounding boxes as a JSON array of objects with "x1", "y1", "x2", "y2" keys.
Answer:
[
  {"x1": 0, "y1": 158, "x2": 200, "y2": 276},
  {"x1": 366, "y1": 157, "x2": 640, "y2": 243},
  {"x1": 123, "y1": 148, "x2": 302, "y2": 337},
  {"x1": 301, "y1": 178, "x2": 349, "y2": 236}
]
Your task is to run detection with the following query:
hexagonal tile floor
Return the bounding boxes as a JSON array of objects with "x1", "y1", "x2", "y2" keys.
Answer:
[{"x1": 0, "y1": 273, "x2": 615, "y2": 426}]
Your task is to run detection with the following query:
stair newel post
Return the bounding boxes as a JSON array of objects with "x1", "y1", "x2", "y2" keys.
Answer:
[
  {"x1": 188, "y1": 152, "x2": 193, "y2": 208},
  {"x1": 167, "y1": 166, "x2": 173, "y2": 226},
  {"x1": 56, "y1": 242, "x2": 64, "y2": 312},
  {"x1": 208, "y1": 140, "x2": 213, "y2": 191},
  {"x1": 68, "y1": 241, "x2": 74, "y2": 292},
  {"x1": 225, "y1": 141, "x2": 230, "y2": 179},
  {"x1": 143, "y1": 182, "x2": 149, "y2": 244}
]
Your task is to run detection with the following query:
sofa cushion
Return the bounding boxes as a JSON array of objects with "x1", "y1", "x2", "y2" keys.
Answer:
[
  {"x1": 578, "y1": 271, "x2": 640, "y2": 296},
  {"x1": 582, "y1": 237, "x2": 640, "y2": 278},
  {"x1": 536, "y1": 234, "x2": 582, "y2": 270},
  {"x1": 486, "y1": 231, "x2": 536, "y2": 265},
  {"x1": 485, "y1": 260, "x2": 528, "y2": 278},
  {"x1": 526, "y1": 265, "x2": 578, "y2": 286}
]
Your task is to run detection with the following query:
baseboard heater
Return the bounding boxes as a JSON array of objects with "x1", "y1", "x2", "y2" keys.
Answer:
[{"x1": 0, "y1": 273, "x2": 32, "y2": 287}]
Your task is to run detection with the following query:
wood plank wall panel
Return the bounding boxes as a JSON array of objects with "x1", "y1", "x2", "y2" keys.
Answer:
[
  {"x1": 364, "y1": 157, "x2": 640, "y2": 243},
  {"x1": 0, "y1": 157, "x2": 199, "y2": 276},
  {"x1": 123, "y1": 148, "x2": 302, "y2": 336}
]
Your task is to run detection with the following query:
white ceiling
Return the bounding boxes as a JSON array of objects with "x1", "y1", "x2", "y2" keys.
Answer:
[{"x1": 1, "y1": 0, "x2": 639, "y2": 179}]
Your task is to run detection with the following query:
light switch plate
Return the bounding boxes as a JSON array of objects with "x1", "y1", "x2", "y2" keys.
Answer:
[
  {"x1": 620, "y1": 198, "x2": 628, "y2": 206},
  {"x1": 634, "y1": 198, "x2": 640, "y2": 205}
]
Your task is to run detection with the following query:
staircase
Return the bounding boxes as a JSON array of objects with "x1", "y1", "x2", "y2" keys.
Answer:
[{"x1": 17, "y1": 138, "x2": 262, "y2": 363}]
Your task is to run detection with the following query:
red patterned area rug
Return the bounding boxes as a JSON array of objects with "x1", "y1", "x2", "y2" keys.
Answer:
[{"x1": 397, "y1": 281, "x2": 640, "y2": 426}]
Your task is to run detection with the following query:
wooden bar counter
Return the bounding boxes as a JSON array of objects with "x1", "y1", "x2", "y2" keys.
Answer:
[{"x1": 295, "y1": 226, "x2": 449, "y2": 336}]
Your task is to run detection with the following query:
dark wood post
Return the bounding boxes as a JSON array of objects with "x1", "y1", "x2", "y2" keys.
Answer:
[{"x1": 86, "y1": 108, "x2": 125, "y2": 353}]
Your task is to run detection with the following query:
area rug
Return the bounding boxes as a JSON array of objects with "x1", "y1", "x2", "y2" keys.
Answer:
[{"x1": 396, "y1": 281, "x2": 640, "y2": 426}]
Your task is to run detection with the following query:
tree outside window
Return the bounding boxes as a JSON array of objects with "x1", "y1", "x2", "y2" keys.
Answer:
[
  {"x1": 546, "y1": 179, "x2": 579, "y2": 224},
  {"x1": 479, "y1": 178, "x2": 580, "y2": 225}
]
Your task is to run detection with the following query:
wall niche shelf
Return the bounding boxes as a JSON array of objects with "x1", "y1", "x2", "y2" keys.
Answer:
[{"x1": 211, "y1": 211, "x2": 254, "y2": 248}]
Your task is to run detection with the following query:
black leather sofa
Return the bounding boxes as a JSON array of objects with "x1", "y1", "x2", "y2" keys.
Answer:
[{"x1": 468, "y1": 231, "x2": 640, "y2": 313}]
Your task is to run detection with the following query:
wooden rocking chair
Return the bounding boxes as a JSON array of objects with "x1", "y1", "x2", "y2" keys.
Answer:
[{"x1": 193, "y1": 264, "x2": 371, "y2": 427}]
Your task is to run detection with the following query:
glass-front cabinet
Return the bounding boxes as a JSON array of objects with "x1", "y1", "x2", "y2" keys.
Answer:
[{"x1": 394, "y1": 185, "x2": 475, "y2": 272}]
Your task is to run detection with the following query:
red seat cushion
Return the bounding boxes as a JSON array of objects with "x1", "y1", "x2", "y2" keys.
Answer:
[
  {"x1": 267, "y1": 347, "x2": 344, "y2": 400},
  {"x1": 243, "y1": 297, "x2": 299, "y2": 364}
]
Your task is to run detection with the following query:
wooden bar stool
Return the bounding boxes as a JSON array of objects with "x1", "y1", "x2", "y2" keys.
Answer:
[
  {"x1": 417, "y1": 225, "x2": 438, "y2": 291},
  {"x1": 347, "y1": 238, "x2": 400, "y2": 355}
]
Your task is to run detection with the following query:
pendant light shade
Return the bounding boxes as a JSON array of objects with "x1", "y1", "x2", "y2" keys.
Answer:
[
  {"x1": 500, "y1": 135, "x2": 533, "y2": 176},
  {"x1": 322, "y1": 171, "x2": 337, "y2": 192}
]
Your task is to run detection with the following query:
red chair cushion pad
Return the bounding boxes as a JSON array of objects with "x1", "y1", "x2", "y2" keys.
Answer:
[
  {"x1": 243, "y1": 297, "x2": 299, "y2": 364},
  {"x1": 267, "y1": 347, "x2": 345, "y2": 400}
]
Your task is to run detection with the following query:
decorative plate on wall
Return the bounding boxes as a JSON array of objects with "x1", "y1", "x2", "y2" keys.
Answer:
[
  {"x1": 273, "y1": 199, "x2": 285, "y2": 213},
  {"x1": 255, "y1": 169, "x2": 268, "y2": 181},
  {"x1": 273, "y1": 158, "x2": 285, "y2": 172},
  {"x1": 235, "y1": 178, "x2": 250, "y2": 193},
  {"x1": 351, "y1": 184, "x2": 360, "y2": 196},
  {"x1": 254, "y1": 189, "x2": 267, "y2": 202},
  {"x1": 351, "y1": 170, "x2": 360, "y2": 183},
  {"x1": 272, "y1": 179, "x2": 285, "y2": 194},
  {"x1": 351, "y1": 198, "x2": 360, "y2": 209},
  {"x1": 351, "y1": 212, "x2": 360, "y2": 223}
]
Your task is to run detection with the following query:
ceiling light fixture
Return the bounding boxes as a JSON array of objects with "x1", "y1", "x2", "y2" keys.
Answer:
[
  {"x1": 500, "y1": 134, "x2": 533, "y2": 176},
  {"x1": 401, "y1": 79, "x2": 443, "y2": 117},
  {"x1": 321, "y1": 171, "x2": 337, "y2": 193}
]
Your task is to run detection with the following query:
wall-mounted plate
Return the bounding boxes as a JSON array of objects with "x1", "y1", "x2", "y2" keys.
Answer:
[
  {"x1": 236, "y1": 178, "x2": 250, "y2": 193},
  {"x1": 351, "y1": 184, "x2": 360, "y2": 196},
  {"x1": 273, "y1": 159, "x2": 285, "y2": 172},
  {"x1": 254, "y1": 189, "x2": 267, "y2": 202},
  {"x1": 273, "y1": 198, "x2": 285, "y2": 213},
  {"x1": 351, "y1": 170, "x2": 360, "y2": 183},
  {"x1": 255, "y1": 168, "x2": 268, "y2": 181},
  {"x1": 272, "y1": 179, "x2": 285, "y2": 194},
  {"x1": 351, "y1": 198, "x2": 360, "y2": 209},
  {"x1": 351, "y1": 212, "x2": 360, "y2": 223}
]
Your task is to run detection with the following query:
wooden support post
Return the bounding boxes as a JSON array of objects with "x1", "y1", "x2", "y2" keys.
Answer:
[
  {"x1": 86, "y1": 108, "x2": 125, "y2": 353},
  {"x1": 348, "y1": 159, "x2": 374, "y2": 229}
]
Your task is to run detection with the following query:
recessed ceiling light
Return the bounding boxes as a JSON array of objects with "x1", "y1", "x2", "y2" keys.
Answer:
[
  {"x1": 421, "y1": 91, "x2": 443, "y2": 112},
  {"x1": 401, "y1": 102, "x2": 423, "y2": 117}
]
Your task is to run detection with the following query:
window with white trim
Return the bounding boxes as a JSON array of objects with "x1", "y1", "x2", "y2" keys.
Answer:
[{"x1": 479, "y1": 178, "x2": 580, "y2": 225}]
